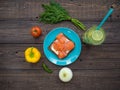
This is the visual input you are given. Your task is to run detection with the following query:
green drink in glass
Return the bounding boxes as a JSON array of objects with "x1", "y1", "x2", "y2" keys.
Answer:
[
  {"x1": 82, "y1": 8, "x2": 114, "y2": 45},
  {"x1": 82, "y1": 26, "x2": 106, "y2": 45}
]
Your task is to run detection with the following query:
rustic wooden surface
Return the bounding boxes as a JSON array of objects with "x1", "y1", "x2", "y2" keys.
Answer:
[{"x1": 0, "y1": 0, "x2": 120, "y2": 90}]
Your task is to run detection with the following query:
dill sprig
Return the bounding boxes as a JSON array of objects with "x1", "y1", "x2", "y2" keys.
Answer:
[{"x1": 39, "y1": 0, "x2": 86, "y2": 30}]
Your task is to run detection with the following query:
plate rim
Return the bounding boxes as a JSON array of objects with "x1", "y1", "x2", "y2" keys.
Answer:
[{"x1": 43, "y1": 27, "x2": 82, "y2": 66}]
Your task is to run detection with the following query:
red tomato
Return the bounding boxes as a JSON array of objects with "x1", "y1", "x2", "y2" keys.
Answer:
[{"x1": 31, "y1": 26, "x2": 42, "y2": 38}]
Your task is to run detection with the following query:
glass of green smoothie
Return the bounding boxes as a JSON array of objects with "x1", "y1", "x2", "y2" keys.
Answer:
[{"x1": 82, "y1": 8, "x2": 114, "y2": 45}]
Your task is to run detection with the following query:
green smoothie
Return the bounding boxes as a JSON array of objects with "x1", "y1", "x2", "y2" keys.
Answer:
[{"x1": 82, "y1": 26, "x2": 106, "y2": 45}]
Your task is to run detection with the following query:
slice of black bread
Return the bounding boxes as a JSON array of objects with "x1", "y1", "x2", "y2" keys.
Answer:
[{"x1": 49, "y1": 33, "x2": 75, "y2": 59}]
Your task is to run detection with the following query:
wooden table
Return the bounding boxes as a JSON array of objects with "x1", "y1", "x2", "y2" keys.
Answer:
[{"x1": 0, "y1": 0, "x2": 120, "y2": 90}]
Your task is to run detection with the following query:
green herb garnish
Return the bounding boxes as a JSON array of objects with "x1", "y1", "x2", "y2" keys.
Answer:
[
  {"x1": 42, "y1": 62, "x2": 53, "y2": 73},
  {"x1": 39, "y1": 0, "x2": 86, "y2": 30}
]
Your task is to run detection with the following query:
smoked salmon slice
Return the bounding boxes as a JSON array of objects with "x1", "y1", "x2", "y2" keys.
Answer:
[{"x1": 50, "y1": 33, "x2": 75, "y2": 59}]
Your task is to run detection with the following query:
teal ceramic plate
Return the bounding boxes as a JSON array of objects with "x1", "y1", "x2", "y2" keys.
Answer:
[{"x1": 43, "y1": 27, "x2": 82, "y2": 66}]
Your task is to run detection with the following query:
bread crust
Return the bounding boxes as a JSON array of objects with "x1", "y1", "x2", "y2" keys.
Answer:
[{"x1": 49, "y1": 33, "x2": 75, "y2": 59}]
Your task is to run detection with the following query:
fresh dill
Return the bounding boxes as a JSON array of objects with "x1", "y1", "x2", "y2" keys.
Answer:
[{"x1": 39, "y1": 0, "x2": 86, "y2": 30}]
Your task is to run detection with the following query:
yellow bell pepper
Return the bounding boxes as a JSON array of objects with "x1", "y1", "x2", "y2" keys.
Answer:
[{"x1": 25, "y1": 47, "x2": 41, "y2": 63}]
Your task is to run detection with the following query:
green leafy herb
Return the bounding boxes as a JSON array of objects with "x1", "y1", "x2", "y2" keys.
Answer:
[
  {"x1": 42, "y1": 62, "x2": 53, "y2": 73},
  {"x1": 39, "y1": 0, "x2": 86, "y2": 30}
]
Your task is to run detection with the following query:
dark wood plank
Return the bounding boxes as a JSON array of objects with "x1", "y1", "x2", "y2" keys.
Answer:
[
  {"x1": 0, "y1": 69, "x2": 120, "y2": 90},
  {"x1": 0, "y1": 44, "x2": 119, "y2": 69},
  {"x1": 0, "y1": 21, "x2": 120, "y2": 44},
  {"x1": 0, "y1": 0, "x2": 120, "y2": 90},
  {"x1": 0, "y1": 0, "x2": 119, "y2": 21}
]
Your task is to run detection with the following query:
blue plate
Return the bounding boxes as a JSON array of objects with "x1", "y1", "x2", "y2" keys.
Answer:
[{"x1": 43, "y1": 27, "x2": 82, "y2": 66}]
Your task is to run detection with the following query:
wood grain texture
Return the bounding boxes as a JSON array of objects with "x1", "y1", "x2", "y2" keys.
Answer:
[
  {"x1": 0, "y1": 0, "x2": 120, "y2": 90},
  {"x1": 0, "y1": 70, "x2": 120, "y2": 90},
  {"x1": 0, "y1": 21, "x2": 120, "y2": 44},
  {"x1": 0, "y1": 0, "x2": 119, "y2": 21},
  {"x1": 0, "y1": 44, "x2": 119, "y2": 70}
]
